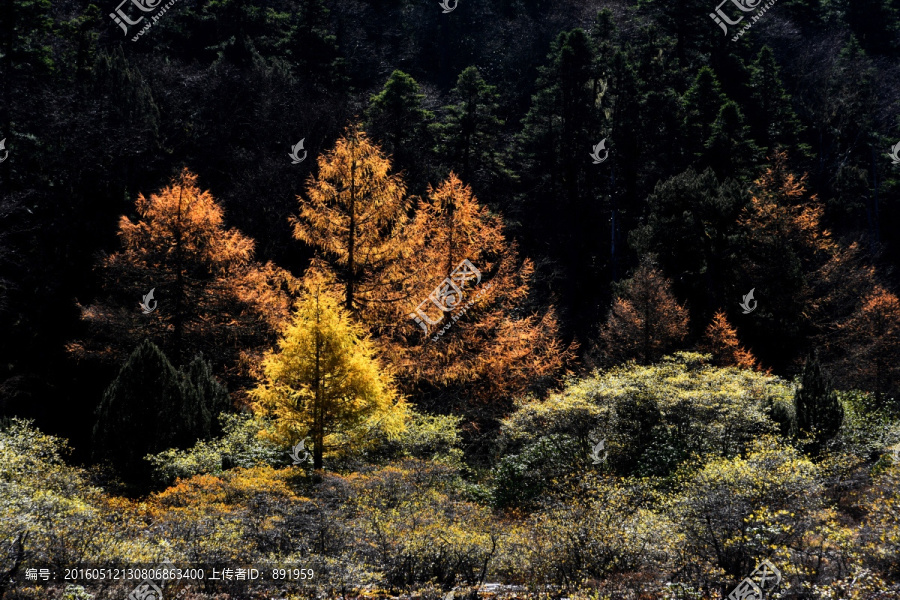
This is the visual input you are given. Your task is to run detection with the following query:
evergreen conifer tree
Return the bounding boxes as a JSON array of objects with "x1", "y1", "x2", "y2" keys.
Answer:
[
  {"x1": 432, "y1": 66, "x2": 510, "y2": 200},
  {"x1": 747, "y1": 46, "x2": 806, "y2": 156},
  {"x1": 365, "y1": 70, "x2": 434, "y2": 189},
  {"x1": 793, "y1": 354, "x2": 843, "y2": 454},
  {"x1": 93, "y1": 340, "x2": 228, "y2": 479}
]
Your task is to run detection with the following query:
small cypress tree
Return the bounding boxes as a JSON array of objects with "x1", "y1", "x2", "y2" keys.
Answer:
[
  {"x1": 793, "y1": 354, "x2": 844, "y2": 454},
  {"x1": 181, "y1": 353, "x2": 230, "y2": 442},
  {"x1": 93, "y1": 340, "x2": 228, "y2": 479}
]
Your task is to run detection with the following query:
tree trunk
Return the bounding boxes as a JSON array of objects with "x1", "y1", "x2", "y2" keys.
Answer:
[
  {"x1": 314, "y1": 290, "x2": 324, "y2": 470},
  {"x1": 346, "y1": 144, "x2": 357, "y2": 312},
  {"x1": 173, "y1": 177, "x2": 185, "y2": 364}
]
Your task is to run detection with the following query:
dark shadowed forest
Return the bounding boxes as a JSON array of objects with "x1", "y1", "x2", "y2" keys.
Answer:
[{"x1": 2, "y1": 0, "x2": 900, "y2": 598}]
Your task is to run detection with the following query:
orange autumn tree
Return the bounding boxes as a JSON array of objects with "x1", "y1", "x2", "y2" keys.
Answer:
[
  {"x1": 701, "y1": 310, "x2": 759, "y2": 370},
  {"x1": 70, "y1": 169, "x2": 297, "y2": 390},
  {"x1": 833, "y1": 287, "x2": 900, "y2": 401},
  {"x1": 292, "y1": 125, "x2": 411, "y2": 317},
  {"x1": 735, "y1": 151, "x2": 834, "y2": 357},
  {"x1": 293, "y1": 127, "x2": 573, "y2": 422},
  {"x1": 597, "y1": 260, "x2": 689, "y2": 366},
  {"x1": 391, "y1": 173, "x2": 574, "y2": 420}
]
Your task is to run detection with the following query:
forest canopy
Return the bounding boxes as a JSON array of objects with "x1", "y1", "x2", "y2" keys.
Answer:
[{"x1": 1, "y1": 0, "x2": 900, "y2": 597}]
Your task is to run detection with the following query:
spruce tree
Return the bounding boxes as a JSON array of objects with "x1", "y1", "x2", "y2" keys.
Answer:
[
  {"x1": 181, "y1": 353, "x2": 230, "y2": 442},
  {"x1": 682, "y1": 67, "x2": 730, "y2": 160},
  {"x1": 288, "y1": 0, "x2": 347, "y2": 93},
  {"x1": 432, "y1": 66, "x2": 510, "y2": 200},
  {"x1": 746, "y1": 46, "x2": 806, "y2": 156},
  {"x1": 705, "y1": 101, "x2": 760, "y2": 179},
  {"x1": 93, "y1": 340, "x2": 228, "y2": 479},
  {"x1": 514, "y1": 29, "x2": 605, "y2": 336},
  {"x1": 793, "y1": 354, "x2": 844, "y2": 454},
  {"x1": 365, "y1": 70, "x2": 434, "y2": 190}
]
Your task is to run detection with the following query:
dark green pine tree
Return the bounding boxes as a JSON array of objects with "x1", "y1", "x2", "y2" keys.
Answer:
[
  {"x1": 746, "y1": 46, "x2": 806, "y2": 156},
  {"x1": 793, "y1": 354, "x2": 844, "y2": 455},
  {"x1": 0, "y1": 0, "x2": 55, "y2": 187},
  {"x1": 682, "y1": 67, "x2": 730, "y2": 160},
  {"x1": 181, "y1": 352, "x2": 230, "y2": 441},
  {"x1": 93, "y1": 340, "x2": 228, "y2": 481},
  {"x1": 838, "y1": 0, "x2": 900, "y2": 55},
  {"x1": 629, "y1": 167, "x2": 746, "y2": 324},
  {"x1": 514, "y1": 29, "x2": 605, "y2": 338},
  {"x1": 432, "y1": 66, "x2": 511, "y2": 201},
  {"x1": 288, "y1": 0, "x2": 347, "y2": 94},
  {"x1": 87, "y1": 48, "x2": 160, "y2": 203},
  {"x1": 705, "y1": 100, "x2": 760, "y2": 179},
  {"x1": 638, "y1": 0, "x2": 725, "y2": 60},
  {"x1": 181, "y1": 0, "x2": 291, "y2": 65},
  {"x1": 365, "y1": 70, "x2": 434, "y2": 191}
]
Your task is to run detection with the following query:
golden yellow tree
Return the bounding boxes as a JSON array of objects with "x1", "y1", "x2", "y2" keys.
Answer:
[
  {"x1": 292, "y1": 125, "x2": 410, "y2": 315},
  {"x1": 393, "y1": 173, "x2": 574, "y2": 421},
  {"x1": 597, "y1": 261, "x2": 689, "y2": 365},
  {"x1": 70, "y1": 169, "x2": 297, "y2": 391},
  {"x1": 701, "y1": 310, "x2": 759, "y2": 370},
  {"x1": 250, "y1": 279, "x2": 408, "y2": 469}
]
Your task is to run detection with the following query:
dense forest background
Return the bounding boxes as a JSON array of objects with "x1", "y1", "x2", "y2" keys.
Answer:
[{"x1": 2, "y1": 0, "x2": 900, "y2": 597}]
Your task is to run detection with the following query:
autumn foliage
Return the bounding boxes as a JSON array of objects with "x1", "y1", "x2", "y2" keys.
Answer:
[
  {"x1": 70, "y1": 169, "x2": 297, "y2": 391},
  {"x1": 834, "y1": 286, "x2": 900, "y2": 401},
  {"x1": 294, "y1": 129, "x2": 574, "y2": 424},
  {"x1": 701, "y1": 310, "x2": 759, "y2": 370},
  {"x1": 7, "y1": 4, "x2": 900, "y2": 598},
  {"x1": 250, "y1": 279, "x2": 409, "y2": 469},
  {"x1": 292, "y1": 125, "x2": 410, "y2": 315},
  {"x1": 597, "y1": 261, "x2": 689, "y2": 365}
]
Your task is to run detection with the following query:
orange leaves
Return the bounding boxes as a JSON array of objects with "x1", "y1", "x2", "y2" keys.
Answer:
[
  {"x1": 387, "y1": 172, "x2": 574, "y2": 419},
  {"x1": 407, "y1": 173, "x2": 506, "y2": 278},
  {"x1": 701, "y1": 310, "x2": 759, "y2": 370},
  {"x1": 740, "y1": 150, "x2": 833, "y2": 258},
  {"x1": 293, "y1": 125, "x2": 410, "y2": 314},
  {"x1": 74, "y1": 168, "x2": 297, "y2": 394},
  {"x1": 150, "y1": 467, "x2": 302, "y2": 511},
  {"x1": 834, "y1": 286, "x2": 900, "y2": 397},
  {"x1": 120, "y1": 169, "x2": 254, "y2": 270},
  {"x1": 598, "y1": 262, "x2": 689, "y2": 365},
  {"x1": 293, "y1": 127, "x2": 573, "y2": 422}
]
